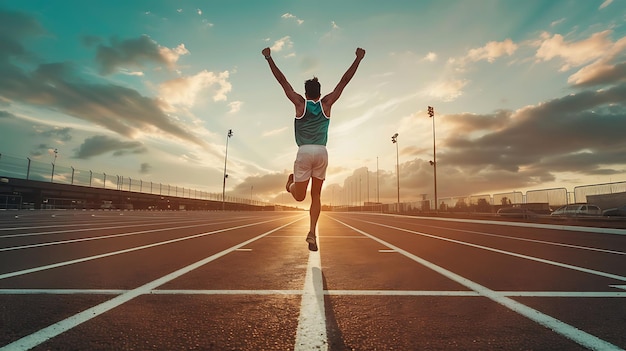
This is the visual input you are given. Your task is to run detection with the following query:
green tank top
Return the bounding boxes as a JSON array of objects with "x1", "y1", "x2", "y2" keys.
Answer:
[{"x1": 294, "y1": 100, "x2": 330, "y2": 146}]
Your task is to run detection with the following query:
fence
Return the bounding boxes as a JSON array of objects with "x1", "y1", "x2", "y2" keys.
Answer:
[
  {"x1": 0, "y1": 153, "x2": 268, "y2": 208},
  {"x1": 2, "y1": 152, "x2": 625, "y2": 212}
]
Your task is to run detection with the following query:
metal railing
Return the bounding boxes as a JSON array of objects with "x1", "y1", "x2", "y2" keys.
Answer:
[{"x1": 0, "y1": 153, "x2": 269, "y2": 207}]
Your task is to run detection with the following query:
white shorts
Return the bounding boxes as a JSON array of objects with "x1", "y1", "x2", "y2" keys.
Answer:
[{"x1": 294, "y1": 145, "x2": 328, "y2": 182}]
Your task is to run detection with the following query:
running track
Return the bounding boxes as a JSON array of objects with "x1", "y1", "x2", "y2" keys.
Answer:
[{"x1": 0, "y1": 210, "x2": 625, "y2": 350}]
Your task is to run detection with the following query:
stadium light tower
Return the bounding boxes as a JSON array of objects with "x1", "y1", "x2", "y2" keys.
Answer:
[
  {"x1": 428, "y1": 106, "x2": 438, "y2": 211},
  {"x1": 391, "y1": 133, "x2": 400, "y2": 213},
  {"x1": 51, "y1": 148, "x2": 58, "y2": 182},
  {"x1": 222, "y1": 129, "x2": 233, "y2": 211}
]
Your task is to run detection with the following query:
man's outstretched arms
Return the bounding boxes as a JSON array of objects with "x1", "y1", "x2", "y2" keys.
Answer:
[
  {"x1": 322, "y1": 48, "x2": 366, "y2": 109},
  {"x1": 262, "y1": 47, "x2": 304, "y2": 112}
]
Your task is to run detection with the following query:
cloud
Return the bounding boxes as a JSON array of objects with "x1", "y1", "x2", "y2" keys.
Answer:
[
  {"x1": 566, "y1": 34, "x2": 626, "y2": 87},
  {"x1": 159, "y1": 70, "x2": 232, "y2": 107},
  {"x1": 95, "y1": 35, "x2": 189, "y2": 75},
  {"x1": 466, "y1": 39, "x2": 518, "y2": 63},
  {"x1": 270, "y1": 36, "x2": 293, "y2": 52},
  {"x1": 282, "y1": 13, "x2": 304, "y2": 25},
  {"x1": 599, "y1": 0, "x2": 613, "y2": 9},
  {"x1": 440, "y1": 83, "x2": 626, "y2": 177},
  {"x1": 232, "y1": 171, "x2": 290, "y2": 199},
  {"x1": 38, "y1": 126, "x2": 73, "y2": 142},
  {"x1": 423, "y1": 52, "x2": 437, "y2": 62},
  {"x1": 74, "y1": 135, "x2": 147, "y2": 159},
  {"x1": 423, "y1": 79, "x2": 469, "y2": 102},
  {"x1": 140, "y1": 162, "x2": 152, "y2": 174},
  {"x1": 535, "y1": 31, "x2": 613, "y2": 71},
  {"x1": 0, "y1": 110, "x2": 16, "y2": 118},
  {"x1": 0, "y1": 9, "x2": 46, "y2": 61},
  {"x1": 0, "y1": 60, "x2": 208, "y2": 147},
  {"x1": 228, "y1": 101, "x2": 242, "y2": 113}
]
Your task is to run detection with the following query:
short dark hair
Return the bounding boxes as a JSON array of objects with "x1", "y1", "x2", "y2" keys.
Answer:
[{"x1": 305, "y1": 77, "x2": 321, "y2": 99}]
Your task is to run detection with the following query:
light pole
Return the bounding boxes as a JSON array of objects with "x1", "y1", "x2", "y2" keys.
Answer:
[
  {"x1": 50, "y1": 148, "x2": 58, "y2": 182},
  {"x1": 391, "y1": 133, "x2": 400, "y2": 213},
  {"x1": 428, "y1": 106, "x2": 438, "y2": 211},
  {"x1": 222, "y1": 129, "x2": 233, "y2": 211}
]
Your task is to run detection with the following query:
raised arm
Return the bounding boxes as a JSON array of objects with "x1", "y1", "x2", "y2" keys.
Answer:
[
  {"x1": 262, "y1": 47, "x2": 304, "y2": 113},
  {"x1": 322, "y1": 48, "x2": 366, "y2": 109}
]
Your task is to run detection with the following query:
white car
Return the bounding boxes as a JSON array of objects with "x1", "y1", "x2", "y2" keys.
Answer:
[{"x1": 550, "y1": 204, "x2": 602, "y2": 217}]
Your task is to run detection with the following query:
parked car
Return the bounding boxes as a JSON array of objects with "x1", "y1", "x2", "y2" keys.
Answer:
[
  {"x1": 550, "y1": 204, "x2": 602, "y2": 217},
  {"x1": 496, "y1": 207, "x2": 537, "y2": 219},
  {"x1": 602, "y1": 205, "x2": 626, "y2": 217}
]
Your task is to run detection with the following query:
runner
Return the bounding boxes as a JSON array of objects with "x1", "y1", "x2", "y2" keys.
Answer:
[{"x1": 262, "y1": 47, "x2": 366, "y2": 251}]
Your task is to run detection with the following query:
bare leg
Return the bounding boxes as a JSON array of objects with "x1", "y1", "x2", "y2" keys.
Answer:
[
  {"x1": 309, "y1": 177, "x2": 323, "y2": 236},
  {"x1": 289, "y1": 179, "x2": 309, "y2": 202}
]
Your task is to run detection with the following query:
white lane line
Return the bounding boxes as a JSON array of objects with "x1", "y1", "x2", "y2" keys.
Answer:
[
  {"x1": 406, "y1": 223, "x2": 626, "y2": 256},
  {"x1": 0, "y1": 218, "x2": 214, "y2": 238},
  {"x1": 358, "y1": 212, "x2": 626, "y2": 235},
  {"x1": 0, "y1": 289, "x2": 126, "y2": 295},
  {"x1": 1, "y1": 289, "x2": 625, "y2": 297},
  {"x1": 0, "y1": 217, "x2": 259, "y2": 244},
  {"x1": 358, "y1": 219, "x2": 626, "y2": 282},
  {"x1": 0, "y1": 215, "x2": 301, "y2": 280},
  {"x1": 294, "y1": 233, "x2": 327, "y2": 351},
  {"x1": 151, "y1": 290, "x2": 303, "y2": 295},
  {"x1": 378, "y1": 249, "x2": 396, "y2": 253},
  {"x1": 235, "y1": 248, "x2": 252, "y2": 251},
  {"x1": 0, "y1": 220, "x2": 243, "y2": 252},
  {"x1": 0, "y1": 218, "x2": 303, "y2": 351},
  {"x1": 332, "y1": 218, "x2": 624, "y2": 351}
]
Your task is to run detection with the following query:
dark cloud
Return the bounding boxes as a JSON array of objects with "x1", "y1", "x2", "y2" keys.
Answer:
[
  {"x1": 81, "y1": 35, "x2": 102, "y2": 47},
  {"x1": 232, "y1": 172, "x2": 289, "y2": 196},
  {"x1": 0, "y1": 9, "x2": 45, "y2": 62},
  {"x1": 74, "y1": 135, "x2": 147, "y2": 159},
  {"x1": 0, "y1": 12, "x2": 205, "y2": 148},
  {"x1": 0, "y1": 59, "x2": 207, "y2": 147},
  {"x1": 0, "y1": 110, "x2": 16, "y2": 118},
  {"x1": 140, "y1": 162, "x2": 152, "y2": 174},
  {"x1": 441, "y1": 83, "x2": 626, "y2": 179},
  {"x1": 95, "y1": 35, "x2": 174, "y2": 75},
  {"x1": 38, "y1": 126, "x2": 73, "y2": 142}
]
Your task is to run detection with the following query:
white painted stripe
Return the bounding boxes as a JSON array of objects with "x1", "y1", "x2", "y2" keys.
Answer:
[
  {"x1": 294, "y1": 234, "x2": 327, "y2": 351},
  {"x1": 332, "y1": 217, "x2": 623, "y2": 351},
  {"x1": 0, "y1": 289, "x2": 125, "y2": 295},
  {"x1": 0, "y1": 216, "x2": 301, "y2": 280},
  {"x1": 0, "y1": 218, "x2": 303, "y2": 351},
  {"x1": 151, "y1": 289, "x2": 303, "y2": 295},
  {"x1": 410, "y1": 223, "x2": 626, "y2": 256},
  {"x1": 326, "y1": 290, "x2": 480, "y2": 296},
  {"x1": 0, "y1": 288, "x2": 624, "y2": 297},
  {"x1": 378, "y1": 249, "x2": 396, "y2": 253},
  {"x1": 354, "y1": 212, "x2": 626, "y2": 235},
  {"x1": 0, "y1": 217, "x2": 267, "y2": 249},
  {"x1": 0, "y1": 217, "x2": 218, "y2": 237},
  {"x1": 235, "y1": 248, "x2": 252, "y2": 251},
  {"x1": 360, "y1": 220, "x2": 626, "y2": 282}
]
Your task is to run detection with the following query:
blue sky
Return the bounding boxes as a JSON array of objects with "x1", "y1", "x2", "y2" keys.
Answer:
[{"x1": 1, "y1": 0, "x2": 625, "y2": 206}]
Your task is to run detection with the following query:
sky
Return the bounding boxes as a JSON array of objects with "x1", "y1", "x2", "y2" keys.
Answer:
[{"x1": 1, "y1": 0, "x2": 625, "y2": 207}]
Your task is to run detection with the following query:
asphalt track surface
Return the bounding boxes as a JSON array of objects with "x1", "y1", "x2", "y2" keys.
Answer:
[{"x1": 0, "y1": 210, "x2": 625, "y2": 351}]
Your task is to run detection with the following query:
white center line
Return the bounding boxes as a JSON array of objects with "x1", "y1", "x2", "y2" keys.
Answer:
[{"x1": 294, "y1": 231, "x2": 327, "y2": 351}]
